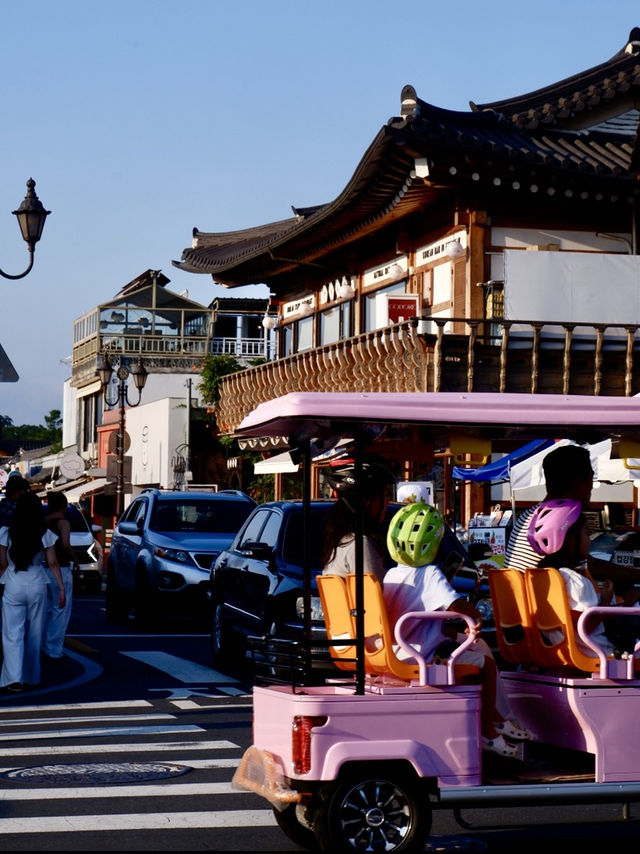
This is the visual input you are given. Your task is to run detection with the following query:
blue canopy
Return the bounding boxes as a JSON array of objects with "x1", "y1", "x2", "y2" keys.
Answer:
[{"x1": 452, "y1": 438, "x2": 554, "y2": 483}]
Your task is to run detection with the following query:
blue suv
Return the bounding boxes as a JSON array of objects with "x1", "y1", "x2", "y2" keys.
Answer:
[{"x1": 106, "y1": 488, "x2": 256, "y2": 624}]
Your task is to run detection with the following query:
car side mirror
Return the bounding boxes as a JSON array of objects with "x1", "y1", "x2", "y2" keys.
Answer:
[
  {"x1": 240, "y1": 541, "x2": 274, "y2": 561},
  {"x1": 118, "y1": 520, "x2": 142, "y2": 535}
]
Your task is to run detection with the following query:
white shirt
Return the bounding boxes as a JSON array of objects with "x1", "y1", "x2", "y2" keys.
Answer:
[
  {"x1": 0, "y1": 526, "x2": 57, "y2": 585},
  {"x1": 383, "y1": 563, "x2": 460, "y2": 660},
  {"x1": 555, "y1": 566, "x2": 615, "y2": 656},
  {"x1": 323, "y1": 535, "x2": 386, "y2": 583}
]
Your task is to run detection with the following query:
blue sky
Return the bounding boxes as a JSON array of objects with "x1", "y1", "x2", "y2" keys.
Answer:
[{"x1": 1, "y1": 0, "x2": 638, "y2": 425}]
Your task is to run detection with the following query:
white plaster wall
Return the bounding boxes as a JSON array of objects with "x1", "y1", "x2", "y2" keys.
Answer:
[{"x1": 125, "y1": 397, "x2": 189, "y2": 490}]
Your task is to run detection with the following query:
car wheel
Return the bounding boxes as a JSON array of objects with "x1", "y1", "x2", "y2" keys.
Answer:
[
  {"x1": 313, "y1": 771, "x2": 431, "y2": 854},
  {"x1": 273, "y1": 803, "x2": 318, "y2": 851},
  {"x1": 134, "y1": 568, "x2": 156, "y2": 628},
  {"x1": 105, "y1": 563, "x2": 129, "y2": 622},
  {"x1": 210, "y1": 600, "x2": 237, "y2": 666}
]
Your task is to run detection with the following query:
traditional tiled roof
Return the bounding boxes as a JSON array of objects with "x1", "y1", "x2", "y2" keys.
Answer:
[
  {"x1": 173, "y1": 28, "x2": 640, "y2": 287},
  {"x1": 473, "y1": 27, "x2": 640, "y2": 131}
]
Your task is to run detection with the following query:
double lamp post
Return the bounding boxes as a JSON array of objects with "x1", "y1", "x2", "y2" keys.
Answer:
[{"x1": 96, "y1": 355, "x2": 148, "y2": 518}]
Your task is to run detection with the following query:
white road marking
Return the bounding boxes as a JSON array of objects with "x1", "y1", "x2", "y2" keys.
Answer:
[
  {"x1": 0, "y1": 810, "x2": 277, "y2": 833},
  {"x1": 0, "y1": 713, "x2": 175, "y2": 728},
  {"x1": 0, "y1": 724, "x2": 203, "y2": 742},
  {"x1": 121, "y1": 651, "x2": 239, "y2": 683},
  {"x1": 0, "y1": 757, "x2": 240, "y2": 772},
  {"x1": 0, "y1": 739, "x2": 239, "y2": 758},
  {"x1": 0, "y1": 782, "x2": 237, "y2": 799},
  {"x1": 0, "y1": 700, "x2": 153, "y2": 715}
]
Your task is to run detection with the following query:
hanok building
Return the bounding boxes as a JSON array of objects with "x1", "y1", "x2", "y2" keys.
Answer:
[{"x1": 174, "y1": 28, "x2": 640, "y2": 515}]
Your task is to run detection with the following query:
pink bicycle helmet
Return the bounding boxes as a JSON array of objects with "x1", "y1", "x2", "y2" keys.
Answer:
[{"x1": 527, "y1": 498, "x2": 582, "y2": 556}]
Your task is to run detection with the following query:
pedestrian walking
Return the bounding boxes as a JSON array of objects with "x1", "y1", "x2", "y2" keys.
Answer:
[
  {"x1": 0, "y1": 492, "x2": 65, "y2": 692},
  {"x1": 43, "y1": 492, "x2": 77, "y2": 659}
]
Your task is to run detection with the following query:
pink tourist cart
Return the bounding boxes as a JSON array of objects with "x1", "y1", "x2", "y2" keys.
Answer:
[{"x1": 231, "y1": 391, "x2": 640, "y2": 852}]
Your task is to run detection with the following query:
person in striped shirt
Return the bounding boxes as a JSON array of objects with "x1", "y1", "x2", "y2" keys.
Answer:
[{"x1": 505, "y1": 444, "x2": 640, "y2": 599}]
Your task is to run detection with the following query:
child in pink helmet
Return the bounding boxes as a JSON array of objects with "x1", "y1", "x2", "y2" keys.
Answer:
[{"x1": 527, "y1": 498, "x2": 618, "y2": 656}]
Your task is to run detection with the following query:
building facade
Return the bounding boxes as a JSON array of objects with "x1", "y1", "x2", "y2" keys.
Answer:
[{"x1": 172, "y1": 28, "x2": 640, "y2": 515}]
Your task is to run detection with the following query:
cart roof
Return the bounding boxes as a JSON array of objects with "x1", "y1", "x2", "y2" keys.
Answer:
[{"x1": 235, "y1": 391, "x2": 640, "y2": 447}]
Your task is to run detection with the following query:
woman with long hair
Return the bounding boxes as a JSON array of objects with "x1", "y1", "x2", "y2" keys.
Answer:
[
  {"x1": 0, "y1": 491, "x2": 65, "y2": 692},
  {"x1": 321, "y1": 457, "x2": 395, "y2": 582}
]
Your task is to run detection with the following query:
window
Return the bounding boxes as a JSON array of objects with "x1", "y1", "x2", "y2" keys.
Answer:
[
  {"x1": 320, "y1": 301, "x2": 352, "y2": 345},
  {"x1": 362, "y1": 281, "x2": 406, "y2": 332},
  {"x1": 238, "y1": 509, "x2": 271, "y2": 549},
  {"x1": 258, "y1": 511, "x2": 282, "y2": 548},
  {"x1": 296, "y1": 316, "x2": 313, "y2": 352}
]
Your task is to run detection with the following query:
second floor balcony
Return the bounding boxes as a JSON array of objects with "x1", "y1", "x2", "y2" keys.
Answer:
[{"x1": 216, "y1": 315, "x2": 640, "y2": 434}]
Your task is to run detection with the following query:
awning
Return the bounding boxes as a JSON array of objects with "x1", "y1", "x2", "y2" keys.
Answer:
[
  {"x1": 60, "y1": 478, "x2": 108, "y2": 504},
  {"x1": 452, "y1": 439, "x2": 554, "y2": 483},
  {"x1": 254, "y1": 452, "x2": 299, "y2": 474}
]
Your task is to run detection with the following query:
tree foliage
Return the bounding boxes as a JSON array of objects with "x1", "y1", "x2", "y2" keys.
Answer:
[
  {"x1": 0, "y1": 409, "x2": 63, "y2": 450},
  {"x1": 199, "y1": 354, "x2": 243, "y2": 406}
]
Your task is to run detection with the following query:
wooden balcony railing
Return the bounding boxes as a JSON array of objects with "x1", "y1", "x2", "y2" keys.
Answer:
[{"x1": 216, "y1": 316, "x2": 640, "y2": 434}]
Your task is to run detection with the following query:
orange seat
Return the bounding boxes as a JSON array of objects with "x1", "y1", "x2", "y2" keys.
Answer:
[
  {"x1": 524, "y1": 567, "x2": 609, "y2": 673},
  {"x1": 316, "y1": 574, "x2": 356, "y2": 671},
  {"x1": 345, "y1": 573, "x2": 420, "y2": 681},
  {"x1": 345, "y1": 573, "x2": 480, "y2": 683},
  {"x1": 487, "y1": 569, "x2": 535, "y2": 665}
]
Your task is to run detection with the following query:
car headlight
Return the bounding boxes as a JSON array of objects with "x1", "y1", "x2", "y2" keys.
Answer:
[
  {"x1": 475, "y1": 597, "x2": 494, "y2": 622},
  {"x1": 296, "y1": 596, "x2": 325, "y2": 621},
  {"x1": 153, "y1": 546, "x2": 194, "y2": 565}
]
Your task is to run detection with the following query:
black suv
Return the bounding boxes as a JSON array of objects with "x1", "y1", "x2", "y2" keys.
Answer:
[
  {"x1": 106, "y1": 488, "x2": 256, "y2": 623},
  {"x1": 209, "y1": 500, "x2": 492, "y2": 667}
]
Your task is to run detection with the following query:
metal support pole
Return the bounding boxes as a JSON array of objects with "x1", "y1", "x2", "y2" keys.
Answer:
[{"x1": 116, "y1": 379, "x2": 126, "y2": 519}]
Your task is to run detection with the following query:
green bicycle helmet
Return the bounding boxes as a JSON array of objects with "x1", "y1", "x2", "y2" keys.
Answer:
[{"x1": 387, "y1": 502, "x2": 445, "y2": 567}]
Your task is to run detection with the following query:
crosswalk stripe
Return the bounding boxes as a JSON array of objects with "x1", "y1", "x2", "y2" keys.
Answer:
[
  {"x1": 121, "y1": 651, "x2": 239, "y2": 683},
  {"x1": 0, "y1": 724, "x2": 203, "y2": 742},
  {"x1": 0, "y1": 782, "x2": 237, "y2": 799},
  {"x1": 0, "y1": 757, "x2": 240, "y2": 772},
  {"x1": 0, "y1": 739, "x2": 239, "y2": 758},
  {"x1": 0, "y1": 700, "x2": 153, "y2": 714},
  {"x1": 0, "y1": 713, "x2": 175, "y2": 728},
  {"x1": 0, "y1": 810, "x2": 277, "y2": 833}
]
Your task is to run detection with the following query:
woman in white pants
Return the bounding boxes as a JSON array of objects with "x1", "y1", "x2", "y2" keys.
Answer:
[
  {"x1": 0, "y1": 492, "x2": 65, "y2": 692},
  {"x1": 43, "y1": 492, "x2": 77, "y2": 659}
]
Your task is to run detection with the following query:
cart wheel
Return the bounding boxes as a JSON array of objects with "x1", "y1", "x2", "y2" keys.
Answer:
[
  {"x1": 313, "y1": 772, "x2": 431, "y2": 853},
  {"x1": 273, "y1": 803, "x2": 319, "y2": 851}
]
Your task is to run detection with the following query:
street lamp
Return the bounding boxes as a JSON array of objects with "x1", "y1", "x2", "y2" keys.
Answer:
[
  {"x1": 0, "y1": 179, "x2": 50, "y2": 280},
  {"x1": 96, "y1": 354, "x2": 148, "y2": 518}
]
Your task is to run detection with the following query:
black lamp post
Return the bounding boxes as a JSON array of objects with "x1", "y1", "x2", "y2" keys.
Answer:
[
  {"x1": 0, "y1": 179, "x2": 50, "y2": 280},
  {"x1": 96, "y1": 354, "x2": 148, "y2": 518}
]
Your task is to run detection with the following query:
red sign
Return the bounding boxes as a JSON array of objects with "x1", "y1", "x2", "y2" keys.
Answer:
[{"x1": 386, "y1": 295, "x2": 420, "y2": 324}]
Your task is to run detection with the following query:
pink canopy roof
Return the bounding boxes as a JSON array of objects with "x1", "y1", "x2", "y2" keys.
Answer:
[{"x1": 235, "y1": 391, "x2": 640, "y2": 444}]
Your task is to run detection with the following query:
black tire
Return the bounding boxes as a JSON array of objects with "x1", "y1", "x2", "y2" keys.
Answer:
[
  {"x1": 313, "y1": 771, "x2": 431, "y2": 854},
  {"x1": 273, "y1": 803, "x2": 318, "y2": 851},
  {"x1": 105, "y1": 563, "x2": 129, "y2": 622},
  {"x1": 134, "y1": 568, "x2": 155, "y2": 628},
  {"x1": 210, "y1": 599, "x2": 236, "y2": 666}
]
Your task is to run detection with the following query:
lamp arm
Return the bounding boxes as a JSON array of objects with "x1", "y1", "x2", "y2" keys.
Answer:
[
  {"x1": 0, "y1": 248, "x2": 35, "y2": 280},
  {"x1": 123, "y1": 388, "x2": 144, "y2": 408},
  {"x1": 102, "y1": 387, "x2": 121, "y2": 408}
]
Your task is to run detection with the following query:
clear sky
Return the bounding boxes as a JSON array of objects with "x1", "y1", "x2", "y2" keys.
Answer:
[{"x1": 1, "y1": 0, "x2": 638, "y2": 426}]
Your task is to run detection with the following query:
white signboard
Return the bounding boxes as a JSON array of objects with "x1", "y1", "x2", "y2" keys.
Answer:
[{"x1": 504, "y1": 251, "x2": 640, "y2": 330}]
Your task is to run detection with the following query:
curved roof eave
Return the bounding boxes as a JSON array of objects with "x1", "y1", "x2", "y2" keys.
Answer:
[
  {"x1": 473, "y1": 28, "x2": 640, "y2": 126},
  {"x1": 172, "y1": 121, "x2": 421, "y2": 281}
]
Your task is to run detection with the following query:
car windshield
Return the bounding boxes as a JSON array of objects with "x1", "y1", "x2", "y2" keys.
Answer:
[
  {"x1": 43, "y1": 504, "x2": 90, "y2": 534},
  {"x1": 150, "y1": 499, "x2": 253, "y2": 534}
]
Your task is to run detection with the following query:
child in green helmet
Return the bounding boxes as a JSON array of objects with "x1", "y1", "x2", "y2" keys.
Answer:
[{"x1": 383, "y1": 500, "x2": 529, "y2": 758}]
